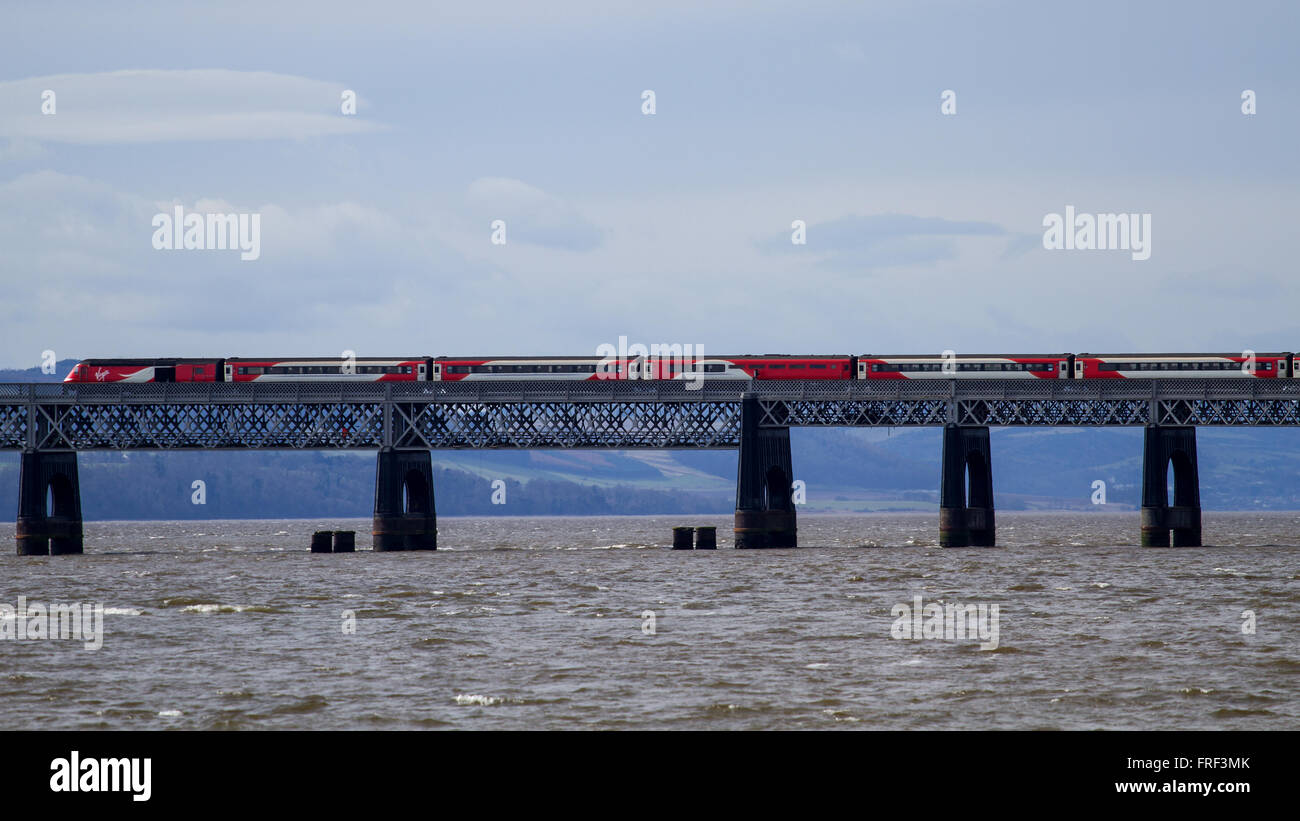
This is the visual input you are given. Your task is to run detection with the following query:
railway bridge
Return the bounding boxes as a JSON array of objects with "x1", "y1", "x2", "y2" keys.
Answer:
[{"x1": 6, "y1": 378, "x2": 1300, "y2": 553}]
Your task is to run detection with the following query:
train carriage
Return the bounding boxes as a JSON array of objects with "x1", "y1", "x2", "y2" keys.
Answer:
[
  {"x1": 1073, "y1": 353, "x2": 1289, "y2": 379},
  {"x1": 224, "y1": 358, "x2": 429, "y2": 382},
  {"x1": 432, "y1": 355, "x2": 854, "y2": 381},
  {"x1": 857, "y1": 355, "x2": 1069, "y2": 380}
]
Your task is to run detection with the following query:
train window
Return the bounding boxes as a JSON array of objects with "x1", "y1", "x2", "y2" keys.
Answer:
[
  {"x1": 704, "y1": 364, "x2": 725, "y2": 373},
  {"x1": 769, "y1": 364, "x2": 786, "y2": 369},
  {"x1": 810, "y1": 364, "x2": 826, "y2": 369}
]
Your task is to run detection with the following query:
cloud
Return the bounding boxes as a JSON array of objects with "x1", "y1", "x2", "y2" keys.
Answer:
[
  {"x1": 0, "y1": 171, "x2": 486, "y2": 348},
  {"x1": 0, "y1": 70, "x2": 384, "y2": 144},
  {"x1": 465, "y1": 177, "x2": 604, "y2": 251},
  {"x1": 1000, "y1": 232, "x2": 1044, "y2": 259},
  {"x1": 760, "y1": 213, "x2": 1007, "y2": 271},
  {"x1": 0, "y1": 138, "x2": 47, "y2": 163}
]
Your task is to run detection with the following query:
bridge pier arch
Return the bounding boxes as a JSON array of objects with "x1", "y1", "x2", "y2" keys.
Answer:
[
  {"x1": 1140, "y1": 425, "x2": 1201, "y2": 547},
  {"x1": 372, "y1": 448, "x2": 437, "y2": 551},
  {"x1": 939, "y1": 425, "x2": 996, "y2": 547},
  {"x1": 16, "y1": 450, "x2": 83, "y2": 556},
  {"x1": 734, "y1": 395, "x2": 797, "y2": 548}
]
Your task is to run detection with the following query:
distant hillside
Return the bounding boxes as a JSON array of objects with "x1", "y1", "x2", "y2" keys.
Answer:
[
  {"x1": 0, "y1": 451, "x2": 731, "y2": 520},
  {"x1": 0, "y1": 358, "x2": 78, "y2": 383}
]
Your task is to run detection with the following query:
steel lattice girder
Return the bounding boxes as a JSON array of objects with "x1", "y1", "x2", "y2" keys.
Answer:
[
  {"x1": 757, "y1": 399, "x2": 949, "y2": 427},
  {"x1": 10, "y1": 403, "x2": 387, "y2": 450},
  {"x1": 0, "y1": 404, "x2": 25, "y2": 448},
  {"x1": 392, "y1": 402, "x2": 741, "y2": 449},
  {"x1": 6, "y1": 379, "x2": 1300, "y2": 452}
]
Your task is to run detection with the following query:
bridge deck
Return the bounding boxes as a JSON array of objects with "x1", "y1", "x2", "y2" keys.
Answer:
[{"x1": 4, "y1": 379, "x2": 1300, "y2": 450}]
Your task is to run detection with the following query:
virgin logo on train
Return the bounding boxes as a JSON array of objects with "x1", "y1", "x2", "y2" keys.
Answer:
[{"x1": 61, "y1": 353, "x2": 1295, "y2": 383}]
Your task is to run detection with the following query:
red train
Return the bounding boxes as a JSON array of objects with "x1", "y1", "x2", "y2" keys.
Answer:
[{"x1": 62, "y1": 353, "x2": 1293, "y2": 383}]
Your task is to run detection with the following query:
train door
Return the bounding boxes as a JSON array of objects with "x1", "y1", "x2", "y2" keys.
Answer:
[
  {"x1": 1057, "y1": 359, "x2": 1069, "y2": 379},
  {"x1": 856, "y1": 360, "x2": 867, "y2": 380},
  {"x1": 417, "y1": 361, "x2": 428, "y2": 380},
  {"x1": 224, "y1": 363, "x2": 234, "y2": 382},
  {"x1": 1073, "y1": 360, "x2": 1085, "y2": 379}
]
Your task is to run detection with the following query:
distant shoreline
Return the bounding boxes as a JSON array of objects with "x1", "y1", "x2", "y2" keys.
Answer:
[{"x1": 63, "y1": 509, "x2": 1300, "y2": 524}]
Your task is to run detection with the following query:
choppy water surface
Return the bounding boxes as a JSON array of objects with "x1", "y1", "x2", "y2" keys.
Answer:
[{"x1": 1, "y1": 512, "x2": 1297, "y2": 730}]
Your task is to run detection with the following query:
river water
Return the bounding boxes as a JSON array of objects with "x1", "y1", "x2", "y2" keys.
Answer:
[{"x1": 1, "y1": 512, "x2": 1296, "y2": 730}]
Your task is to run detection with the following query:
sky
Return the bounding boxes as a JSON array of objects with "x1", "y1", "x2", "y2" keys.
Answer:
[{"x1": 1, "y1": 0, "x2": 1297, "y2": 368}]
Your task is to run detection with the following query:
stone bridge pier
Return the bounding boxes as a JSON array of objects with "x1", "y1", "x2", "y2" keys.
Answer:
[
  {"x1": 372, "y1": 448, "x2": 438, "y2": 550},
  {"x1": 939, "y1": 425, "x2": 996, "y2": 547},
  {"x1": 1140, "y1": 425, "x2": 1202, "y2": 547},
  {"x1": 734, "y1": 395, "x2": 797, "y2": 548},
  {"x1": 16, "y1": 450, "x2": 83, "y2": 555}
]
